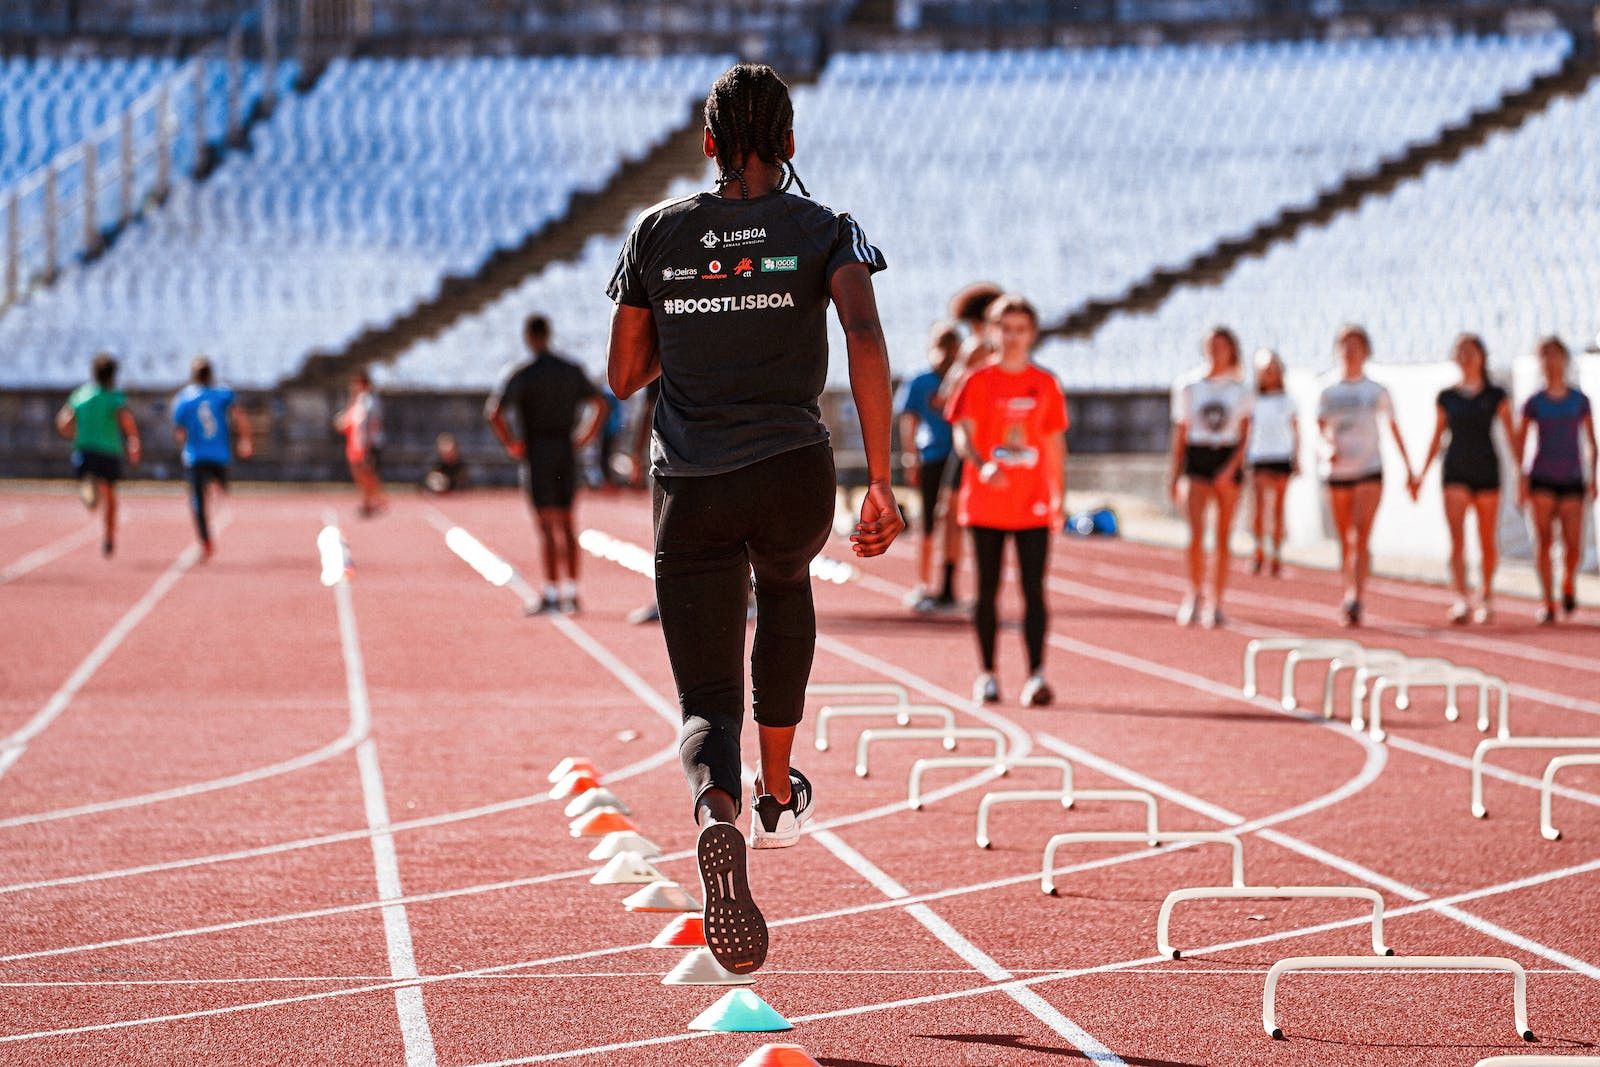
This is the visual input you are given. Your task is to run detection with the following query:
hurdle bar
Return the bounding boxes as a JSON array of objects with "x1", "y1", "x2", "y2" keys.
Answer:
[
  {"x1": 1365, "y1": 662, "x2": 1508, "y2": 742},
  {"x1": 1242, "y1": 638, "x2": 1363, "y2": 710},
  {"x1": 1355, "y1": 656, "x2": 1463, "y2": 741},
  {"x1": 855, "y1": 727, "x2": 1007, "y2": 778},
  {"x1": 806, "y1": 682, "x2": 908, "y2": 704},
  {"x1": 1541, "y1": 752, "x2": 1600, "y2": 841},
  {"x1": 815, "y1": 704, "x2": 957, "y2": 753},
  {"x1": 982, "y1": 788, "x2": 1157, "y2": 850},
  {"x1": 1158, "y1": 886, "x2": 1391, "y2": 959},
  {"x1": 907, "y1": 756, "x2": 1073, "y2": 811},
  {"x1": 1323, "y1": 648, "x2": 1410, "y2": 721},
  {"x1": 1475, "y1": 1057, "x2": 1600, "y2": 1066},
  {"x1": 1263, "y1": 955, "x2": 1532, "y2": 1041},
  {"x1": 1472, "y1": 737, "x2": 1600, "y2": 819},
  {"x1": 1040, "y1": 831, "x2": 1244, "y2": 896}
]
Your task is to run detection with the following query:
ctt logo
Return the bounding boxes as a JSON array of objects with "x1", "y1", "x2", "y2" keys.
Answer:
[
  {"x1": 700, "y1": 230, "x2": 720, "y2": 249},
  {"x1": 733, "y1": 257, "x2": 754, "y2": 277}
]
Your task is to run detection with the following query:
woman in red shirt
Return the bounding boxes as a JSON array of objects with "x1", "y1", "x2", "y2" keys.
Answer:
[{"x1": 946, "y1": 295, "x2": 1068, "y2": 707}]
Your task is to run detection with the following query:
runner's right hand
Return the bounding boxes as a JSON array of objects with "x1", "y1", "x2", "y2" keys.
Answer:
[{"x1": 850, "y1": 482, "x2": 905, "y2": 558}]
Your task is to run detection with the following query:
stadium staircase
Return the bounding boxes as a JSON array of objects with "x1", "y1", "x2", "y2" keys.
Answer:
[
  {"x1": 1043, "y1": 46, "x2": 1600, "y2": 341},
  {"x1": 289, "y1": 104, "x2": 713, "y2": 387}
]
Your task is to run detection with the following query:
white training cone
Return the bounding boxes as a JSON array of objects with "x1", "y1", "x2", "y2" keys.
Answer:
[
  {"x1": 623, "y1": 880, "x2": 702, "y2": 913},
  {"x1": 547, "y1": 757, "x2": 599, "y2": 784},
  {"x1": 590, "y1": 851, "x2": 665, "y2": 886},
  {"x1": 565, "y1": 788, "x2": 631, "y2": 819},
  {"x1": 661, "y1": 947, "x2": 755, "y2": 986},
  {"x1": 588, "y1": 831, "x2": 662, "y2": 861}
]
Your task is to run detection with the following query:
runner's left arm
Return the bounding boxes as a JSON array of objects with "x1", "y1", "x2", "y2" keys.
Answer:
[
  {"x1": 833, "y1": 262, "x2": 904, "y2": 558},
  {"x1": 118, "y1": 406, "x2": 142, "y2": 465},
  {"x1": 231, "y1": 403, "x2": 255, "y2": 460}
]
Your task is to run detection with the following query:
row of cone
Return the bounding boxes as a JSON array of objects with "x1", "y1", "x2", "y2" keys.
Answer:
[{"x1": 551, "y1": 756, "x2": 817, "y2": 1059}]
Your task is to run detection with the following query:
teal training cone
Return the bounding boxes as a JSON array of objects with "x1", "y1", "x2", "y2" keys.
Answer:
[{"x1": 687, "y1": 989, "x2": 791, "y2": 1032}]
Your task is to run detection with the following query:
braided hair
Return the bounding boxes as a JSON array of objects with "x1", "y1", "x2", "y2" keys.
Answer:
[{"x1": 704, "y1": 63, "x2": 808, "y2": 199}]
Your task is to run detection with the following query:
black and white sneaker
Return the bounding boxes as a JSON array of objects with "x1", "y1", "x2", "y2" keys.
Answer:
[
  {"x1": 751, "y1": 768, "x2": 813, "y2": 849},
  {"x1": 974, "y1": 673, "x2": 1000, "y2": 705},
  {"x1": 1020, "y1": 675, "x2": 1054, "y2": 707},
  {"x1": 696, "y1": 821, "x2": 767, "y2": 974}
]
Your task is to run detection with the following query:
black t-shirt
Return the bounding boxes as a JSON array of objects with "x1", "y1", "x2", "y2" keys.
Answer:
[
  {"x1": 607, "y1": 189, "x2": 886, "y2": 477},
  {"x1": 486, "y1": 350, "x2": 599, "y2": 442},
  {"x1": 1437, "y1": 383, "x2": 1507, "y2": 480}
]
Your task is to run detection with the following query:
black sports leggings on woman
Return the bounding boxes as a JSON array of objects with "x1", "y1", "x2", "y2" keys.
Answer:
[
  {"x1": 652, "y1": 442, "x2": 836, "y2": 814},
  {"x1": 970, "y1": 525, "x2": 1050, "y2": 674}
]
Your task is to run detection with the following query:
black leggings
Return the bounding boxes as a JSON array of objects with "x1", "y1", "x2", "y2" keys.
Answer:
[
  {"x1": 653, "y1": 442, "x2": 835, "y2": 814},
  {"x1": 970, "y1": 525, "x2": 1050, "y2": 675},
  {"x1": 188, "y1": 462, "x2": 227, "y2": 544}
]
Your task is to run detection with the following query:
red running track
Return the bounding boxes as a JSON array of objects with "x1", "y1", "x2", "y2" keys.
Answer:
[{"x1": 0, "y1": 483, "x2": 1597, "y2": 1066}]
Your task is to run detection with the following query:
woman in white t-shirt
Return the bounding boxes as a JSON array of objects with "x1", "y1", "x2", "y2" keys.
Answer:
[
  {"x1": 1168, "y1": 326, "x2": 1253, "y2": 627},
  {"x1": 1316, "y1": 325, "x2": 1415, "y2": 627},
  {"x1": 1246, "y1": 349, "x2": 1298, "y2": 577}
]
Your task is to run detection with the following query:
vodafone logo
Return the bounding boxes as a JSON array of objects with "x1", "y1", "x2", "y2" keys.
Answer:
[{"x1": 709, "y1": 260, "x2": 721, "y2": 273}]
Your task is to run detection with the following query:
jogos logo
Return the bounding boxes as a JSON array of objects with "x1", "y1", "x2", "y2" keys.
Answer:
[{"x1": 761, "y1": 255, "x2": 798, "y2": 273}]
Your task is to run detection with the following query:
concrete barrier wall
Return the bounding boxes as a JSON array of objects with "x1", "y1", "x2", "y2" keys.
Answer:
[{"x1": 0, "y1": 385, "x2": 1174, "y2": 484}]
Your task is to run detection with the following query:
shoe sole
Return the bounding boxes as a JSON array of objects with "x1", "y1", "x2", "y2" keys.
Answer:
[{"x1": 697, "y1": 822, "x2": 767, "y2": 974}]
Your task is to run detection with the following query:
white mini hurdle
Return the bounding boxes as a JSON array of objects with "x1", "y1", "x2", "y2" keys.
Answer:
[
  {"x1": 855, "y1": 727, "x2": 1007, "y2": 778},
  {"x1": 1040, "y1": 831, "x2": 1245, "y2": 896},
  {"x1": 815, "y1": 703, "x2": 957, "y2": 752},
  {"x1": 978, "y1": 787, "x2": 1157, "y2": 850},
  {"x1": 1472, "y1": 737, "x2": 1600, "y2": 819},
  {"x1": 1324, "y1": 648, "x2": 1410, "y2": 721},
  {"x1": 1541, "y1": 752, "x2": 1600, "y2": 841},
  {"x1": 1360, "y1": 658, "x2": 1506, "y2": 742},
  {"x1": 1263, "y1": 955, "x2": 1532, "y2": 1041},
  {"x1": 1242, "y1": 637, "x2": 1363, "y2": 710},
  {"x1": 806, "y1": 682, "x2": 908, "y2": 703},
  {"x1": 907, "y1": 756, "x2": 1074, "y2": 811},
  {"x1": 1158, "y1": 886, "x2": 1391, "y2": 959}
]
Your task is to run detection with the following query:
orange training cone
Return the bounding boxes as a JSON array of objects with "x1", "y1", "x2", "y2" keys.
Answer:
[
  {"x1": 550, "y1": 771, "x2": 601, "y2": 800},
  {"x1": 651, "y1": 913, "x2": 706, "y2": 948},
  {"x1": 569, "y1": 808, "x2": 637, "y2": 838},
  {"x1": 547, "y1": 757, "x2": 599, "y2": 784},
  {"x1": 735, "y1": 1045, "x2": 821, "y2": 1067}
]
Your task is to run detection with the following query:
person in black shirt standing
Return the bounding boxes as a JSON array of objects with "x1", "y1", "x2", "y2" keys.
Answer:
[
  {"x1": 1409, "y1": 333, "x2": 1515, "y2": 624},
  {"x1": 607, "y1": 63, "x2": 903, "y2": 975},
  {"x1": 487, "y1": 314, "x2": 607, "y2": 613}
]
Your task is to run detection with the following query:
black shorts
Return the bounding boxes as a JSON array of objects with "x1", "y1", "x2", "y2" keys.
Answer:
[
  {"x1": 190, "y1": 460, "x2": 229, "y2": 492},
  {"x1": 1252, "y1": 460, "x2": 1294, "y2": 477},
  {"x1": 72, "y1": 449, "x2": 121, "y2": 483},
  {"x1": 524, "y1": 438, "x2": 577, "y2": 510},
  {"x1": 1528, "y1": 476, "x2": 1587, "y2": 502},
  {"x1": 917, "y1": 456, "x2": 949, "y2": 535},
  {"x1": 1442, "y1": 470, "x2": 1501, "y2": 494},
  {"x1": 1183, "y1": 444, "x2": 1242, "y2": 484},
  {"x1": 1327, "y1": 472, "x2": 1383, "y2": 489}
]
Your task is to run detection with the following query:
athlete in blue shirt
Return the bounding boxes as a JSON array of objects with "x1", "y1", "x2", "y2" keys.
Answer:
[
  {"x1": 171, "y1": 357, "x2": 253, "y2": 557},
  {"x1": 896, "y1": 322, "x2": 961, "y2": 611}
]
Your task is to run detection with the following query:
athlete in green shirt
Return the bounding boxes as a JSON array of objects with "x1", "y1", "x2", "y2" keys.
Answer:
[{"x1": 55, "y1": 354, "x2": 142, "y2": 558}]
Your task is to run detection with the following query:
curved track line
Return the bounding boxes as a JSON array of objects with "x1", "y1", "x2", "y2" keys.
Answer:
[
  {"x1": 1, "y1": 537, "x2": 204, "y2": 779},
  {"x1": 0, "y1": 525, "x2": 98, "y2": 584},
  {"x1": 0, "y1": 730, "x2": 359, "y2": 829}
]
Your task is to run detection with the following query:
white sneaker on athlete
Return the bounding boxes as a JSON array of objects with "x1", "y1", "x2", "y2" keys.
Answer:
[
  {"x1": 750, "y1": 768, "x2": 813, "y2": 849},
  {"x1": 1020, "y1": 675, "x2": 1054, "y2": 707},
  {"x1": 974, "y1": 673, "x2": 1000, "y2": 705},
  {"x1": 1176, "y1": 595, "x2": 1198, "y2": 627}
]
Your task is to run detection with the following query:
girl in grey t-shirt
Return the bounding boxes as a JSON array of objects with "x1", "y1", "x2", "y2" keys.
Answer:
[{"x1": 1316, "y1": 325, "x2": 1415, "y2": 627}]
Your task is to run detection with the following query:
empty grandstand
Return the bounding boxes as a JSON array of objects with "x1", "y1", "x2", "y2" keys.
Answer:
[{"x1": 0, "y1": 54, "x2": 730, "y2": 388}]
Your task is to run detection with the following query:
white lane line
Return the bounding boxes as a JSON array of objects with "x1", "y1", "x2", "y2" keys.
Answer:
[
  {"x1": 327, "y1": 531, "x2": 437, "y2": 1067},
  {"x1": 0, "y1": 732, "x2": 359, "y2": 829},
  {"x1": 5, "y1": 834, "x2": 1596, "y2": 1049},
  {"x1": 0, "y1": 525, "x2": 98, "y2": 584},
  {"x1": 814, "y1": 828, "x2": 1125, "y2": 1063},
  {"x1": 1, "y1": 539, "x2": 202, "y2": 780}
]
